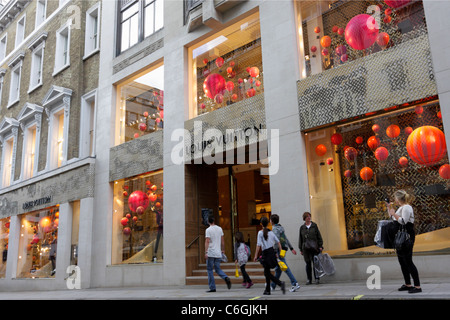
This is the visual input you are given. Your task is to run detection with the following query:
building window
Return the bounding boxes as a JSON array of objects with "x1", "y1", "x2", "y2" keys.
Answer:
[
  {"x1": 8, "y1": 62, "x2": 22, "y2": 106},
  {"x1": 29, "y1": 44, "x2": 45, "y2": 91},
  {"x1": 17, "y1": 206, "x2": 59, "y2": 278},
  {"x1": 304, "y1": 100, "x2": 449, "y2": 256},
  {"x1": 84, "y1": 3, "x2": 100, "y2": 58},
  {"x1": 0, "y1": 217, "x2": 10, "y2": 278},
  {"x1": 15, "y1": 15, "x2": 26, "y2": 47},
  {"x1": 112, "y1": 170, "x2": 164, "y2": 264},
  {"x1": 35, "y1": 0, "x2": 47, "y2": 28},
  {"x1": 118, "y1": 0, "x2": 164, "y2": 54},
  {"x1": 21, "y1": 125, "x2": 37, "y2": 180},
  {"x1": 1, "y1": 136, "x2": 14, "y2": 188},
  {"x1": 80, "y1": 90, "x2": 97, "y2": 158},
  {"x1": 0, "y1": 34, "x2": 7, "y2": 62},
  {"x1": 188, "y1": 12, "x2": 263, "y2": 118},
  {"x1": 116, "y1": 63, "x2": 164, "y2": 145},
  {"x1": 296, "y1": 0, "x2": 427, "y2": 78},
  {"x1": 54, "y1": 24, "x2": 70, "y2": 75}
]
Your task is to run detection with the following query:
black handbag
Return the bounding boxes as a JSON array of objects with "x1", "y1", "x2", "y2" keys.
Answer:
[
  {"x1": 394, "y1": 224, "x2": 412, "y2": 252},
  {"x1": 260, "y1": 247, "x2": 277, "y2": 269}
]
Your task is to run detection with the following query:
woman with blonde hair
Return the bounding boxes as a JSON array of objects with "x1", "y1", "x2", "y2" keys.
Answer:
[{"x1": 387, "y1": 190, "x2": 422, "y2": 294}]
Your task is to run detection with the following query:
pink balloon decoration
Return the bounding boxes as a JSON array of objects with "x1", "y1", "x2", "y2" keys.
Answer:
[
  {"x1": 203, "y1": 74, "x2": 226, "y2": 99},
  {"x1": 385, "y1": 0, "x2": 410, "y2": 8},
  {"x1": 345, "y1": 14, "x2": 379, "y2": 50}
]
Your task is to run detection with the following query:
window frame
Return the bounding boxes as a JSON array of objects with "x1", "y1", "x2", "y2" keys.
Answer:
[
  {"x1": 0, "y1": 34, "x2": 7, "y2": 62},
  {"x1": 84, "y1": 3, "x2": 101, "y2": 59},
  {"x1": 29, "y1": 42, "x2": 45, "y2": 93},
  {"x1": 8, "y1": 60, "x2": 22, "y2": 108},
  {"x1": 15, "y1": 14, "x2": 26, "y2": 48},
  {"x1": 53, "y1": 22, "x2": 71, "y2": 76},
  {"x1": 35, "y1": 0, "x2": 47, "y2": 29}
]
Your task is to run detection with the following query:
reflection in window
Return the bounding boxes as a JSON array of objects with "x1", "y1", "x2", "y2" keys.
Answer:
[
  {"x1": 117, "y1": 64, "x2": 164, "y2": 145},
  {"x1": 17, "y1": 207, "x2": 59, "y2": 278},
  {"x1": 112, "y1": 170, "x2": 164, "y2": 264},
  {"x1": 305, "y1": 100, "x2": 450, "y2": 256},
  {"x1": 0, "y1": 217, "x2": 10, "y2": 278},
  {"x1": 189, "y1": 12, "x2": 263, "y2": 118}
]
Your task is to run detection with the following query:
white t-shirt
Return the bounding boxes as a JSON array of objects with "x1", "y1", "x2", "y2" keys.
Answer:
[
  {"x1": 257, "y1": 230, "x2": 279, "y2": 251},
  {"x1": 393, "y1": 204, "x2": 415, "y2": 224},
  {"x1": 205, "y1": 225, "x2": 224, "y2": 258}
]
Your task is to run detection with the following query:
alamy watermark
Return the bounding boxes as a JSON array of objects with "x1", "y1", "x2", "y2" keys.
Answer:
[
  {"x1": 66, "y1": 265, "x2": 81, "y2": 290},
  {"x1": 170, "y1": 121, "x2": 280, "y2": 175},
  {"x1": 366, "y1": 265, "x2": 381, "y2": 290}
]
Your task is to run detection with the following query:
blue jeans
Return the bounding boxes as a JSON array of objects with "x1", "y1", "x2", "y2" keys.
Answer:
[
  {"x1": 207, "y1": 257, "x2": 228, "y2": 290},
  {"x1": 271, "y1": 256, "x2": 297, "y2": 289}
]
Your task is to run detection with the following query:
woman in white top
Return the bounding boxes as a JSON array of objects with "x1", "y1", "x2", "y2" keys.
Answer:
[
  {"x1": 253, "y1": 217, "x2": 285, "y2": 295},
  {"x1": 388, "y1": 190, "x2": 421, "y2": 294}
]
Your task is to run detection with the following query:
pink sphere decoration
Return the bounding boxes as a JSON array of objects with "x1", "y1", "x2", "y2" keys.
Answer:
[
  {"x1": 341, "y1": 54, "x2": 348, "y2": 62},
  {"x1": 321, "y1": 48, "x2": 329, "y2": 56},
  {"x1": 128, "y1": 190, "x2": 149, "y2": 213},
  {"x1": 215, "y1": 57, "x2": 224, "y2": 68},
  {"x1": 385, "y1": 0, "x2": 410, "y2": 8},
  {"x1": 203, "y1": 73, "x2": 226, "y2": 99},
  {"x1": 138, "y1": 122, "x2": 147, "y2": 131},
  {"x1": 214, "y1": 93, "x2": 224, "y2": 104},
  {"x1": 326, "y1": 157, "x2": 334, "y2": 165},
  {"x1": 226, "y1": 81, "x2": 234, "y2": 92},
  {"x1": 345, "y1": 14, "x2": 379, "y2": 50},
  {"x1": 121, "y1": 217, "x2": 129, "y2": 226},
  {"x1": 136, "y1": 206, "x2": 145, "y2": 215},
  {"x1": 311, "y1": 46, "x2": 317, "y2": 53},
  {"x1": 123, "y1": 227, "x2": 131, "y2": 235},
  {"x1": 338, "y1": 27, "x2": 345, "y2": 36}
]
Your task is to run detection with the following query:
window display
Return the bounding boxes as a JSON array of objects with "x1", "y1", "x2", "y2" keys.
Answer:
[
  {"x1": 112, "y1": 170, "x2": 163, "y2": 264},
  {"x1": 305, "y1": 100, "x2": 450, "y2": 256},
  {"x1": 116, "y1": 63, "x2": 164, "y2": 145},
  {"x1": 0, "y1": 217, "x2": 10, "y2": 278},
  {"x1": 189, "y1": 12, "x2": 263, "y2": 117},
  {"x1": 298, "y1": 0, "x2": 427, "y2": 77},
  {"x1": 16, "y1": 207, "x2": 59, "y2": 278}
]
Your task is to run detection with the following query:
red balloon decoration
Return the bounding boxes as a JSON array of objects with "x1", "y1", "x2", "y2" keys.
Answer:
[
  {"x1": 399, "y1": 156, "x2": 408, "y2": 167},
  {"x1": 331, "y1": 133, "x2": 343, "y2": 145},
  {"x1": 136, "y1": 206, "x2": 145, "y2": 215},
  {"x1": 315, "y1": 144, "x2": 327, "y2": 157},
  {"x1": 311, "y1": 46, "x2": 317, "y2": 53},
  {"x1": 128, "y1": 190, "x2": 149, "y2": 213},
  {"x1": 360, "y1": 167, "x2": 374, "y2": 181},
  {"x1": 249, "y1": 67, "x2": 260, "y2": 78},
  {"x1": 326, "y1": 157, "x2": 334, "y2": 165},
  {"x1": 203, "y1": 74, "x2": 226, "y2": 99},
  {"x1": 214, "y1": 93, "x2": 224, "y2": 104},
  {"x1": 376, "y1": 32, "x2": 390, "y2": 47},
  {"x1": 321, "y1": 49, "x2": 329, "y2": 56},
  {"x1": 367, "y1": 136, "x2": 381, "y2": 150},
  {"x1": 372, "y1": 124, "x2": 381, "y2": 134},
  {"x1": 123, "y1": 227, "x2": 131, "y2": 235},
  {"x1": 345, "y1": 14, "x2": 379, "y2": 50},
  {"x1": 226, "y1": 81, "x2": 234, "y2": 92},
  {"x1": 355, "y1": 136, "x2": 364, "y2": 144},
  {"x1": 121, "y1": 217, "x2": 129, "y2": 226},
  {"x1": 404, "y1": 127, "x2": 413, "y2": 136},
  {"x1": 439, "y1": 164, "x2": 450, "y2": 179},
  {"x1": 344, "y1": 170, "x2": 352, "y2": 178},
  {"x1": 406, "y1": 126, "x2": 447, "y2": 166},
  {"x1": 246, "y1": 88, "x2": 256, "y2": 98},
  {"x1": 415, "y1": 106, "x2": 424, "y2": 115},
  {"x1": 375, "y1": 147, "x2": 389, "y2": 161},
  {"x1": 314, "y1": 26, "x2": 321, "y2": 33},
  {"x1": 386, "y1": 124, "x2": 400, "y2": 138},
  {"x1": 149, "y1": 193, "x2": 157, "y2": 202},
  {"x1": 138, "y1": 123, "x2": 147, "y2": 131},
  {"x1": 385, "y1": 0, "x2": 410, "y2": 8},
  {"x1": 215, "y1": 57, "x2": 224, "y2": 68},
  {"x1": 344, "y1": 147, "x2": 358, "y2": 162}
]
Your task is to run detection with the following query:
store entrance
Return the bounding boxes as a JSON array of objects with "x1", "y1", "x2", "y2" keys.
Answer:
[{"x1": 184, "y1": 160, "x2": 271, "y2": 275}]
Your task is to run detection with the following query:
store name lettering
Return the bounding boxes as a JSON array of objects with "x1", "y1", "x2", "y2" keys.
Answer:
[{"x1": 22, "y1": 196, "x2": 52, "y2": 210}]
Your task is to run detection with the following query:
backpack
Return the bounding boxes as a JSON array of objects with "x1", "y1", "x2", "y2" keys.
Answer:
[{"x1": 244, "y1": 244, "x2": 251, "y2": 258}]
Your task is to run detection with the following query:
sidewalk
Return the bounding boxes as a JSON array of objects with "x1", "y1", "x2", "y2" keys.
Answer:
[{"x1": 0, "y1": 277, "x2": 449, "y2": 300}]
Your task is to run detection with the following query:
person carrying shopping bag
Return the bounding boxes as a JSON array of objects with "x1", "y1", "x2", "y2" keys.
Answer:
[
  {"x1": 298, "y1": 212, "x2": 323, "y2": 285},
  {"x1": 234, "y1": 231, "x2": 253, "y2": 289},
  {"x1": 254, "y1": 217, "x2": 286, "y2": 295},
  {"x1": 270, "y1": 214, "x2": 300, "y2": 292}
]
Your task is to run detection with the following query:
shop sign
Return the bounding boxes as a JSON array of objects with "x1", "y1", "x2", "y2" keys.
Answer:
[{"x1": 22, "y1": 196, "x2": 52, "y2": 211}]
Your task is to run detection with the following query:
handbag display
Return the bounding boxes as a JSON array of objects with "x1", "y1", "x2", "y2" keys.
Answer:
[{"x1": 394, "y1": 224, "x2": 412, "y2": 252}]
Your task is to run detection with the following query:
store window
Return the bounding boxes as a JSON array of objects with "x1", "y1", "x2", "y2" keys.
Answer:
[
  {"x1": 188, "y1": 12, "x2": 263, "y2": 118},
  {"x1": 17, "y1": 206, "x2": 59, "y2": 278},
  {"x1": 0, "y1": 217, "x2": 10, "y2": 278},
  {"x1": 116, "y1": 63, "x2": 164, "y2": 145},
  {"x1": 304, "y1": 101, "x2": 449, "y2": 256},
  {"x1": 112, "y1": 170, "x2": 163, "y2": 264},
  {"x1": 297, "y1": 0, "x2": 427, "y2": 78}
]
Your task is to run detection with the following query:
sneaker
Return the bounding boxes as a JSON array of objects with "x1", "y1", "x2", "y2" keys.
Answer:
[
  {"x1": 398, "y1": 284, "x2": 412, "y2": 291},
  {"x1": 289, "y1": 283, "x2": 300, "y2": 292},
  {"x1": 225, "y1": 277, "x2": 232, "y2": 290},
  {"x1": 242, "y1": 282, "x2": 247, "y2": 287},
  {"x1": 246, "y1": 282, "x2": 253, "y2": 289},
  {"x1": 408, "y1": 287, "x2": 422, "y2": 294},
  {"x1": 206, "y1": 289, "x2": 216, "y2": 293},
  {"x1": 263, "y1": 290, "x2": 271, "y2": 295}
]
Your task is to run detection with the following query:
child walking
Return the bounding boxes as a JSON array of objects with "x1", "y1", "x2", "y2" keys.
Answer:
[{"x1": 234, "y1": 231, "x2": 253, "y2": 288}]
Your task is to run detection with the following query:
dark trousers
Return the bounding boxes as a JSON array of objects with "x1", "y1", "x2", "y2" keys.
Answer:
[
  {"x1": 397, "y1": 224, "x2": 420, "y2": 287},
  {"x1": 305, "y1": 260, "x2": 318, "y2": 281},
  {"x1": 240, "y1": 264, "x2": 252, "y2": 283},
  {"x1": 264, "y1": 265, "x2": 282, "y2": 292}
]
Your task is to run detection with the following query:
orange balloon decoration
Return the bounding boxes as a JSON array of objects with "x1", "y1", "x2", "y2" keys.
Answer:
[
  {"x1": 404, "y1": 127, "x2": 413, "y2": 136},
  {"x1": 320, "y1": 36, "x2": 332, "y2": 48},
  {"x1": 386, "y1": 124, "x2": 400, "y2": 138},
  {"x1": 406, "y1": 126, "x2": 447, "y2": 166},
  {"x1": 315, "y1": 144, "x2": 327, "y2": 157},
  {"x1": 375, "y1": 147, "x2": 389, "y2": 161},
  {"x1": 372, "y1": 124, "x2": 381, "y2": 134},
  {"x1": 376, "y1": 32, "x2": 390, "y2": 47},
  {"x1": 360, "y1": 167, "x2": 374, "y2": 181},
  {"x1": 439, "y1": 164, "x2": 450, "y2": 179},
  {"x1": 355, "y1": 136, "x2": 364, "y2": 144},
  {"x1": 399, "y1": 156, "x2": 408, "y2": 167},
  {"x1": 367, "y1": 136, "x2": 380, "y2": 150}
]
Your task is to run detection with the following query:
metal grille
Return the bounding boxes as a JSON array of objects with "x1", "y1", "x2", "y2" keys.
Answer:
[{"x1": 336, "y1": 103, "x2": 450, "y2": 250}]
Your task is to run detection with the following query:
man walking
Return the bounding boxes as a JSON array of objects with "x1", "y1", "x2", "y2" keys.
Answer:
[{"x1": 205, "y1": 216, "x2": 231, "y2": 292}]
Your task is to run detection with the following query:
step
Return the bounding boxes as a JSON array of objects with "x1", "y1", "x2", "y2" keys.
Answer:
[{"x1": 186, "y1": 275, "x2": 267, "y2": 285}]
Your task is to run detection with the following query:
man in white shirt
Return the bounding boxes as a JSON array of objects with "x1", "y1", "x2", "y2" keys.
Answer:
[{"x1": 205, "y1": 216, "x2": 231, "y2": 292}]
